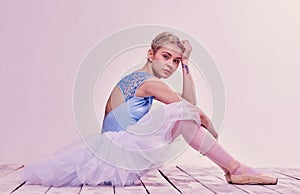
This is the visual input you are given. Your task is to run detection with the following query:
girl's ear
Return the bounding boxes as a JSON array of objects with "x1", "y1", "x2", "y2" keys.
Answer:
[{"x1": 147, "y1": 49, "x2": 154, "y2": 62}]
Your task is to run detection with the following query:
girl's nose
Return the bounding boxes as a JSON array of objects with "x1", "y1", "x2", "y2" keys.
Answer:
[{"x1": 167, "y1": 59, "x2": 174, "y2": 67}]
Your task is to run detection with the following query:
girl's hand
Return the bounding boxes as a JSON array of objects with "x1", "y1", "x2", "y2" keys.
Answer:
[
  {"x1": 202, "y1": 122, "x2": 219, "y2": 140},
  {"x1": 207, "y1": 123, "x2": 219, "y2": 140},
  {"x1": 181, "y1": 40, "x2": 193, "y2": 63},
  {"x1": 200, "y1": 113, "x2": 219, "y2": 140}
]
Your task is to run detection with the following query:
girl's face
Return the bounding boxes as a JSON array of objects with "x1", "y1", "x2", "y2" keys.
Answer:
[{"x1": 148, "y1": 44, "x2": 183, "y2": 79}]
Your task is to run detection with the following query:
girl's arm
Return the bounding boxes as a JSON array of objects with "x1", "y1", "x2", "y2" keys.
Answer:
[
  {"x1": 180, "y1": 40, "x2": 197, "y2": 105},
  {"x1": 141, "y1": 79, "x2": 182, "y2": 104},
  {"x1": 179, "y1": 40, "x2": 218, "y2": 139},
  {"x1": 139, "y1": 79, "x2": 218, "y2": 139}
]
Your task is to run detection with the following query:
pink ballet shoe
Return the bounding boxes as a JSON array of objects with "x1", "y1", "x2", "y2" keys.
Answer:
[
  {"x1": 223, "y1": 162, "x2": 278, "y2": 185},
  {"x1": 224, "y1": 173, "x2": 278, "y2": 185},
  {"x1": 224, "y1": 173, "x2": 231, "y2": 183}
]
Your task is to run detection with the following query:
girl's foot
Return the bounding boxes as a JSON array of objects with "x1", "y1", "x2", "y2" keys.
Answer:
[
  {"x1": 225, "y1": 163, "x2": 278, "y2": 185},
  {"x1": 231, "y1": 162, "x2": 260, "y2": 176}
]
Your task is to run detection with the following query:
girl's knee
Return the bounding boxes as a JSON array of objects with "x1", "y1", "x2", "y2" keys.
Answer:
[{"x1": 171, "y1": 120, "x2": 199, "y2": 137}]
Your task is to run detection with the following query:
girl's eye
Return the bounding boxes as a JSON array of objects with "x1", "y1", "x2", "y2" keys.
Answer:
[
  {"x1": 173, "y1": 59, "x2": 180, "y2": 64},
  {"x1": 163, "y1": 55, "x2": 169, "y2": 59}
]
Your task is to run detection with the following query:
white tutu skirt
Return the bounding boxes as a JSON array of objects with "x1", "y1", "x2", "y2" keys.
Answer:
[{"x1": 21, "y1": 100, "x2": 201, "y2": 187}]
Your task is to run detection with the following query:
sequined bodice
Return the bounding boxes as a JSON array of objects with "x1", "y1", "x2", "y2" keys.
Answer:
[{"x1": 102, "y1": 72, "x2": 154, "y2": 133}]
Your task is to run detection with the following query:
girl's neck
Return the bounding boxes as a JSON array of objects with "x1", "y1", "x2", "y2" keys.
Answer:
[
  {"x1": 137, "y1": 62, "x2": 158, "y2": 77},
  {"x1": 137, "y1": 61, "x2": 160, "y2": 79}
]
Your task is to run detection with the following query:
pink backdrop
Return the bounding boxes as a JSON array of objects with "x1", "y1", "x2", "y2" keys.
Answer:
[{"x1": 1, "y1": 0, "x2": 299, "y2": 168}]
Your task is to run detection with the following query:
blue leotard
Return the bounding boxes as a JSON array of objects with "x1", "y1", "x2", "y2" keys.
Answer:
[{"x1": 102, "y1": 71, "x2": 154, "y2": 132}]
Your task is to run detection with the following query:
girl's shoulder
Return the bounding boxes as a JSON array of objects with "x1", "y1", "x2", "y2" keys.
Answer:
[{"x1": 138, "y1": 76, "x2": 181, "y2": 104}]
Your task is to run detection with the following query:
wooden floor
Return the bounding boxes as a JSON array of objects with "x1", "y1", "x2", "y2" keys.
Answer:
[{"x1": 1, "y1": 164, "x2": 299, "y2": 194}]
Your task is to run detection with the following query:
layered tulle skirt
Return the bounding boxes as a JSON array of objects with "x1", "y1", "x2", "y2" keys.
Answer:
[{"x1": 21, "y1": 100, "x2": 201, "y2": 187}]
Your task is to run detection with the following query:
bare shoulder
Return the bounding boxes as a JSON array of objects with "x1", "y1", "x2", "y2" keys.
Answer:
[
  {"x1": 143, "y1": 77, "x2": 171, "y2": 89},
  {"x1": 139, "y1": 77, "x2": 169, "y2": 93},
  {"x1": 138, "y1": 77, "x2": 181, "y2": 104}
]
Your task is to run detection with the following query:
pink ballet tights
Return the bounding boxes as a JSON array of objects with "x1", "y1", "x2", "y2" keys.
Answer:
[{"x1": 171, "y1": 120, "x2": 259, "y2": 176}]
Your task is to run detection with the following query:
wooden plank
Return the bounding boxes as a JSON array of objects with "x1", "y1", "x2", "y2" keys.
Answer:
[
  {"x1": 263, "y1": 169, "x2": 300, "y2": 193},
  {"x1": 1, "y1": 164, "x2": 300, "y2": 193},
  {"x1": 80, "y1": 185, "x2": 113, "y2": 194},
  {"x1": 46, "y1": 185, "x2": 82, "y2": 194},
  {"x1": 0, "y1": 164, "x2": 24, "y2": 170},
  {"x1": 0, "y1": 164, "x2": 24, "y2": 179},
  {"x1": 114, "y1": 185, "x2": 147, "y2": 194},
  {"x1": 0, "y1": 168, "x2": 17, "y2": 180},
  {"x1": 140, "y1": 168, "x2": 179, "y2": 194},
  {"x1": 114, "y1": 179, "x2": 147, "y2": 194},
  {"x1": 160, "y1": 166, "x2": 214, "y2": 193},
  {"x1": 178, "y1": 166, "x2": 248, "y2": 194},
  {"x1": 273, "y1": 167, "x2": 300, "y2": 180},
  {"x1": 80, "y1": 179, "x2": 144, "y2": 193},
  {"x1": 0, "y1": 168, "x2": 25, "y2": 193},
  {"x1": 12, "y1": 184, "x2": 50, "y2": 194}
]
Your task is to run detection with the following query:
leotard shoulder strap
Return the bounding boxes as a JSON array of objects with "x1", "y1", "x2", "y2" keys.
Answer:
[{"x1": 117, "y1": 71, "x2": 153, "y2": 102}]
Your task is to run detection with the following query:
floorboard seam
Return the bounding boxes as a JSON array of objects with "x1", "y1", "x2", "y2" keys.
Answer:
[
  {"x1": 10, "y1": 181, "x2": 26, "y2": 193},
  {"x1": 158, "y1": 169, "x2": 182, "y2": 193},
  {"x1": 176, "y1": 166, "x2": 216, "y2": 194},
  {"x1": 138, "y1": 177, "x2": 150, "y2": 194}
]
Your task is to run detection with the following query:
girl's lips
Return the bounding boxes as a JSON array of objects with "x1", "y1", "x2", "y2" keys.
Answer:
[{"x1": 163, "y1": 69, "x2": 171, "y2": 74}]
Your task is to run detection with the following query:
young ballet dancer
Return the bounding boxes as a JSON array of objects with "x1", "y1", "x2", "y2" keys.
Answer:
[{"x1": 21, "y1": 32, "x2": 277, "y2": 187}]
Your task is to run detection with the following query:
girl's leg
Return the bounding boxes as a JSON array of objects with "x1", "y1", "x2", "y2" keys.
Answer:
[{"x1": 171, "y1": 120, "x2": 260, "y2": 176}]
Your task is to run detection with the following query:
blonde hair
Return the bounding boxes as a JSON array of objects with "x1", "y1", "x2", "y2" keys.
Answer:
[{"x1": 151, "y1": 32, "x2": 185, "y2": 54}]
